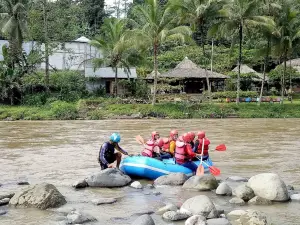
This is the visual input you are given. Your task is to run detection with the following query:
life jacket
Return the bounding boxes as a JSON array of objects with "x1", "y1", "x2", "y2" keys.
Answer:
[
  {"x1": 99, "y1": 142, "x2": 115, "y2": 162},
  {"x1": 196, "y1": 138, "x2": 210, "y2": 156},
  {"x1": 142, "y1": 140, "x2": 155, "y2": 157},
  {"x1": 175, "y1": 140, "x2": 188, "y2": 164},
  {"x1": 162, "y1": 138, "x2": 170, "y2": 152}
]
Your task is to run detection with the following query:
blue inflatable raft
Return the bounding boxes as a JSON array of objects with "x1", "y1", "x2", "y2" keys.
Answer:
[{"x1": 120, "y1": 156, "x2": 213, "y2": 180}]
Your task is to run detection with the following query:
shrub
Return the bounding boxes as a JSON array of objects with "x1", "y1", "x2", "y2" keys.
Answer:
[
  {"x1": 50, "y1": 100, "x2": 78, "y2": 120},
  {"x1": 212, "y1": 91, "x2": 258, "y2": 99}
]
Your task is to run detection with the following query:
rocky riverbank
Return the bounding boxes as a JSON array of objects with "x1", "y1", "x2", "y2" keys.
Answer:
[{"x1": 1, "y1": 169, "x2": 298, "y2": 225}]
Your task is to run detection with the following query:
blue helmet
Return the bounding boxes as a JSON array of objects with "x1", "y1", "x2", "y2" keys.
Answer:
[{"x1": 110, "y1": 133, "x2": 121, "y2": 143}]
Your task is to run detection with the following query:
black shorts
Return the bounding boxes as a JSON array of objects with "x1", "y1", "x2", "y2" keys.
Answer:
[{"x1": 99, "y1": 153, "x2": 116, "y2": 170}]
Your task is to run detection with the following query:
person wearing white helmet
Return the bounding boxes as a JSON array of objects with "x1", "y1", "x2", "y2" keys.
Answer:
[{"x1": 98, "y1": 133, "x2": 129, "y2": 170}]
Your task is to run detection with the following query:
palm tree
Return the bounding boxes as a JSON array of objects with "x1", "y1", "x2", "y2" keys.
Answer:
[
  {"x1": 210, "y1": 0, "x2": 273, "y2": 104},
  {"x1": 272, "y1": 0, "x2": 300, "y2": 104},
  {"x1": 257, "y1": 0, "x2": 280, "y2": 105},
  {"x1": 0, "y1": 0, "x2": 27, "y2": 67},
  {"x1": 90, "y1": 18, "x2": 142, "y2": 96},
  {"x1": 170, "y1": 0, "x2": 224, "y2": 102},
  {"x1": 130, "y1": 0, "x2": 192, "y2": 105}
]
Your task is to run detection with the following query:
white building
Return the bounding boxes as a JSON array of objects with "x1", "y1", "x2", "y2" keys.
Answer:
[{"x1": 0, "y1": 36, "x2": 137, "y2": 94}]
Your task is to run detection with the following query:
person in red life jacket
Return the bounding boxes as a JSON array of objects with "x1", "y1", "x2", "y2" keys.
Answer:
[
  {"x1": 98, "y1": 133, "x2": 129, "y2": 170},
  {"x1": 175, "y1": 133, "x2": 202, "y2": 172},
  {"x1": 161, "y1": 129, "x2": 178, "y2": 157},
  {"x1": 142, "y1": 131, "x2": 164, "y2": 160},
  {"x1": 194, "y1": 131, "x2": 211, "y2": 160}
]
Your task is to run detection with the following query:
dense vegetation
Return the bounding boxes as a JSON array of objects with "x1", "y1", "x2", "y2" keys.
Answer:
[{"x1": 1, "y1": 0, "x2": 300, "y2": 119}]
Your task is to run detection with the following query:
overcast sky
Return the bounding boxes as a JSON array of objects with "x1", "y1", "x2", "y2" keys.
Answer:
[{"x1": 105, "y1": 0, "x2": 133, "y2": 7}]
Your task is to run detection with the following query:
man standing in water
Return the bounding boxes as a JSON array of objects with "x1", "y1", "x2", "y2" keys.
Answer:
[{"x1": 98, "y1": 133, "x2": 129, "y2": 170}]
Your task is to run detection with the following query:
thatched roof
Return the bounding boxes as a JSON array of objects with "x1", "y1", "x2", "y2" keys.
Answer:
[
  {"x1": 281, "y1": 59, "x2": 300, "y2": 72},
  {"x1": 147, "y1": 57, "x2": 228, "y2": 79},
  {"x1": 146, "y1": 70, "x2": 161, "y2": 79},
  {"x1": 232, "y1": 64, "x2": 269, "y2": 81}
]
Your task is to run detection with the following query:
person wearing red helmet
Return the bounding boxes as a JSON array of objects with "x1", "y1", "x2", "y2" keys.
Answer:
[
  {"x1": 175, "y1": 133, "x2": 202, "y2": 172},
  {"x1": 187, "y1": 132, "x2": 196, "y2": 148},
  {"x1": 161, "y1": 129, "x2": 178, "y2": 156},
  {"x1": 141, "y1": 131, "x2": 163, "y2": 160},
  {"x1": 194, "y1": 131, "x2": 211, "y2": 160}
]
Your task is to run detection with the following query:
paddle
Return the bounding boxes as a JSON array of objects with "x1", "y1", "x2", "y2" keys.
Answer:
[
  {"x1": 215, "y1": 144, "x2": 226, "y2": 151},
  {"x1": 196, "y1": 138, "x2": 205, "y2": 176},
  {"x1": 136, "y1": 135, "x2": 146, "y2": 145},
  {"x1": 196, "y1": 157, "x2": 221, "y2": 176}
]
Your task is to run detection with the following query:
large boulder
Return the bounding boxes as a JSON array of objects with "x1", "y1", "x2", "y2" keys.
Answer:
[
  {"x1": 154, "y1": 173, "x2": 188, "y2": 186},
  {"x1": 234, "y1": 184, "x2": 255, "y2": 202},
  {"x1": 180, "y1": 195, "x2": 218, "y2": 219},
  {"x1": 240, "y1": 210, "x2": 268, "y2": 225},
  {"x1": 9, "y1": 183, "x2": 66, "y2": 210},
  {"x1": 85, "y1": 168, "x2": 131, "y2": 187},
  {"x1": 185, "y1": 215, "x2": 207, "y2": 225},
  {"x1": 132, "y1": 214, "x2": 155, "y2": 225},
  {"x1": 247, "y1": 173, "x2": 289, "y2": 202},
  {"x1": 216, "y1": 183, "x2": 232, "y2": 196},
  {"x1": 183, "y1": 175, "x2": 218, "y2": 191}
]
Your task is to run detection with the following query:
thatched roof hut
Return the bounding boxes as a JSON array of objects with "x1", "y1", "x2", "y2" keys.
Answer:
[
  {"x1": 232, "y1": 64, "x2": 269, "y2": 81},
  {"x1": 147, "y1": 57, "x2": 228, "y2": 79}
]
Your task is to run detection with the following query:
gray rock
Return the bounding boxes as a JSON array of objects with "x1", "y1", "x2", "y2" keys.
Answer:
[
  {"x1": 240, "y1": 210, "x2": 267, "y2": 225},
  {"x1": 154, "y1": 173, "x2": 188, "y2": 186},
  {"x1": 229, "y1": 197, "x2": 245, "y2": 206},
  {"x1": 234, "y1": 184, "x2": 255, "y2": 202},
  {"x1": 0, "y1": 192, "x2": 15, "y2": 200},
  {"x1": 287, "y1": 185, "x2": 294, "y2": 191},
  {"x1": 131, "y1": 210, "x2": 154, "y2": 217},
  {"x1": 0, "y1": 198, "x2": 10, "y2": 206},
  {"x1": 180, "y1": 195, "x2": 218, "y2": 219},
  {"x1": 207, "y1": 218, "x2": 231, "y2": 225},
  {"x1": 248, "y1": 196, "x2": 272, "y2": 205},
  {"x1": 85, "y1": 168, "x2": 131, "y2": 187},
  {"x1": 216, "y1": 183, "x2": 232, "y2": 196},
  {"x1": 156, "y1": 203, "x2": 178, "y2": 215},
  {"x1": 0, "y1": 210, "x2": 7, "y2": 216},
  {"x1": 162, "y1": 211, "x2": 189, "y2": 221},
  {"x1": 152, "y1": 191, "x2": 161, "y2": 196},
  {"x1": 185, "y1": 215, "x2": 207, "y2": 225},
  {"x1": 0, "y1": 183, "x2": 2, "y2": 187},
  {"x1": 91, "y1": 198, "x2": 117, "y2": 205},
  {"x1": 66, "y1": 210, "x2": 96, "y2": 224},
  {"x1": 72, "y1": 180, "x2": 88, "y2": 189},
  {"x1": 132, "y1": 214, "x2": 155, "y2": 225},
  {"x1": 290, "y1": 194, "x2": 300, "y2": 201},
  {"x1": 226, "y1": 176, "x2": 248, "y2": 182},
  {"x1": 131, "y1": 181, "x2": 143, "y2": 189},
  {"x1": 145, "y1": 184, "x2": 155, "y2": 189},
  {"x1": 226, "y1": 210, "x2": 246, "y2": 221},
  {"x1": 17, "y1": 181, "x2": 29, "y2": 185},
  {"x1": 247, "y1": 173, "x2": 289, "y2": 202},
  {"x1": 9, "y1": 183, "x2": 66, "y2": 210},
  {"x1": 183, "y1": 175, "x2": 218, "y2": 191}
]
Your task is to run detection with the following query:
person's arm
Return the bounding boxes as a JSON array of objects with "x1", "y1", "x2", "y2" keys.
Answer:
[
  {"x1": 99, "y1": 143, "x2": 109, "y2": 165},
  {"x1": 186, "y1": 144, "x2": 196, "y2": 158},
  {"x1": 115, "y1": 143, "x2": 128, "y2": 155}
]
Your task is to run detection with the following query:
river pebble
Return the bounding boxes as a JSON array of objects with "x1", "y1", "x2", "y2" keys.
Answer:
[
  {"x1": 226, "y1": 176, "x2": 248, "y2": 182},
  {"x1": 234, "y1": 184, "x2": 255, "y2": 201},
  {"x1": 162, "y1": 210, "x2": 189, "y2": 221},
  {"x1": 0, "y1": 192, "x2": 15, "y2": 200},
  {"x1": 91, "y1": 198, "x2": 117, "y2": 205},
  {"x1": 185, "y1": 215, "x2": 207, "y2": 225},
  {"x1": 248, "y1": 196, "x2": 272, "y2": 205},
  {"x1": 229, "y1": 197, "x2": 245, "y2": 205},
  {"x1": 131, "y1": 181, "x2": 143, "y2": 189},
  {"x1": 207, "y1": 218, "x2": 231, "y2": 225},
  {"x1": 66, "y1": 210, "x2": 96, "y2": 224},
  {"x1": 156, "y1": 203, "x2": 178, "y2": 215},
  {"x1": 0, "y1": 198, "x2": 10, "y2": 206},
  {"x1": 216, "y1": 182, "x2": 232, "y2": 196},
  {"x1": 132, "y1": 214, "x2": 155, "y2": 225}
]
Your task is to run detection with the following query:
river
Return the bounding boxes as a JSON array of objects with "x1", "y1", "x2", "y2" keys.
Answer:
[{"x1": 0, "y1": 119, "x2": 299, "y2": 225}]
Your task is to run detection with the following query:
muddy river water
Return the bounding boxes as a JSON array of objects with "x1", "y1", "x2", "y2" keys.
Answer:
[{"x1": 0, "y1": 119, "x2": 300, "y2": 225}]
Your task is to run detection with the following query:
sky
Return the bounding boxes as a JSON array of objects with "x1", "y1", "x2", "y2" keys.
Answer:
[{"x1": 105, "y1": 0, "x2": 133, "y2": 7}]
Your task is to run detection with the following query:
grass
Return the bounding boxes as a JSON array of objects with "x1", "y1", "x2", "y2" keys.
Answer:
[{"x1": 1, "y1": 98, "x2": 300, "y2": 120}]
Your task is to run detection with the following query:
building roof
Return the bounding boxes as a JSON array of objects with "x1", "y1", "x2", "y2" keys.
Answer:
[
  {"x1": 147, "y1": 57, "x2": 228, "y2": 79},
  {"x1": 74, "y1": 36, "x2": 90, "y2": 43},
  {"x1": 282, "y1": 59, "x2": 300, "y2": 72},
  {"x1": 232, "y1": 64, "x2": 269, "y2": 81},
  {"x1": 85, "y1": 67, "x2": 137, "y2": 79}
]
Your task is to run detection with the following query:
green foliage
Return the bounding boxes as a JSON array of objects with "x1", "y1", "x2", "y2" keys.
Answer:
[
  {"x1": 269, "y1": 65, "x2": 300, "y2": 80},
  {"x1": 50, "y1": 100, "x2": 78, "y2": 119}
]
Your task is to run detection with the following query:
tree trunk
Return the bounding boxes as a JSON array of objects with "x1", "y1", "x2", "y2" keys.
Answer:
[
  {"x1": 258, "y1": 40, "x2": 270, "y2": 106},
  {"x1": 43, "y1": 0, "x2": 50, "y2": 92},
  {"x1": 152, "y1": 41, "x2": 158, "y2": 106},
  {"x1": 237, "y1": 23, "x2": 243, "y2": 105},
  {"x1": 281, "y1": 52, "x2": 287, "y2": 104},
  {"x1": 289, "y1": 57, "x2": 292, "y2": 90},
  {"x1": 114, "y1": 67, "x2": 118, "y2": 96}
]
